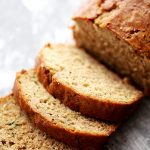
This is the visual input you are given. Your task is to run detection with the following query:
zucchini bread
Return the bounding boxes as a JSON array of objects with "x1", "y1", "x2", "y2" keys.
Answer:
[
  {"x1": 13, "y1": 70, "x2": 117, "y2": 149},
  {"x1": 36, "y1": 43, "x2": 143, "y2": 122},
  {"x1": 73, "y1": 0, "x2": 150, "y2": 94},
  {"x1": 0, "y1": 95, "x2": 75, "y2": 150}
]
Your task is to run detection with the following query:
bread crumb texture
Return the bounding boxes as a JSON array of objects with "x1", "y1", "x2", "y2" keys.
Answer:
[
  {"x1": 73, "y1": 0, "x2": 150, "y2": 93},
  {"x1": 0, "y1": 95, "x2": 74, "y2": 150},
  {"x1": 39, "y1": 44, "x2": 142, "y2": 104},
  {"x1": 17, "y1": 70, "x2": 115, "y2": 134}
]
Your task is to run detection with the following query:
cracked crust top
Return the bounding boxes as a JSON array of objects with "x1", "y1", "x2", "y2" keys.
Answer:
[{"x1": 73, "y1": 0, "x2": 150, "y2": 58}]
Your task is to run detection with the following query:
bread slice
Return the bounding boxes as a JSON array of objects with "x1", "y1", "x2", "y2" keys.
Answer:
[
  {"x1": 0, "y1": 94, "x2": 75, "y2": 150},
  {"x1": 35, "y1": 43, "x2": 143, "y2": 122},
  {"x1": 73, "y1": 0, "x2": 150, "y2": 94},
  {"x1": 13, "y1": 70, "x2": 117, "y2": 149}
]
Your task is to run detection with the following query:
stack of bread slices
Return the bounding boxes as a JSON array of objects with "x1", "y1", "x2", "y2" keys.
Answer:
[{"x1": 1, "y1": 0, "x2": 148, "y2": 149}]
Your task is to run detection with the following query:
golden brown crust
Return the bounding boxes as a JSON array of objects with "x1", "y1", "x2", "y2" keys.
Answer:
[
  {"x1": 36, "y1": 61, "x2": 143, "y2": 122},
  {"x1": 73, "y1": 0, "x2": 150, "y2": 58},
  {"x1": 73, "y1": 0, "x2": 121, "y2": 20},
  {"x1": 107, "y1": 0, "x2": 150, "y2": 57},
  {"x1": 50, "y1": 77, "x2": 141, "y2": 121},
  {"x1": 73, "y1": 0, "x2": 103, "y2": 20},
  {"x1": 13, "y1": 71, "x2": 116, "y2": 150},
  {"x1": 0, "y1": 94, "x2": 14, "y2": 105}
]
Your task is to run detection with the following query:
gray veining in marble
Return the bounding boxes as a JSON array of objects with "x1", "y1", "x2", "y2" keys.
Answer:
[{"x1": 0, "y1": 0, "x2": 149, "y2": 149}]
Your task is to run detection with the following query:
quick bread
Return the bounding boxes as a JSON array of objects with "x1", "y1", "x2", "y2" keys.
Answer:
[
  {"x1": 0, "y1": 95, "x2": 74, "y2": 150},
  {"x1": 36, "y1": 43, "x2": 143, "y2": 122},
  {"x1": 73, "y1": 0, "x2": 150, "y2": 94},
  {"x1": 13, "y1": 70, "x2": 117, "y2": 149}
]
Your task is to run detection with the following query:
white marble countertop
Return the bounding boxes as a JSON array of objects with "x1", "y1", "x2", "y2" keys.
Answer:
[{"x1": 0, "y1": 0, "x2": 149, "y2": 149}]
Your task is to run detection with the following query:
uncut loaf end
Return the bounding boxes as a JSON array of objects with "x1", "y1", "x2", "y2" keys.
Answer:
[{"x1": 73, "y1": 0, "x2": 150, "y2": 94}]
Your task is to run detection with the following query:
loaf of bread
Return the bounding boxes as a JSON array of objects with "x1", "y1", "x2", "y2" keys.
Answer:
[
  {"x1": 0, "y1": 94, "x2": 75, "y2": 150},
  {"x1": 13, "y1": 70, "x2": 117, "y2": 149},
  {"x1": 73, "y1": 0, "x2": 150, "y2": 94},
  {"x1": 36, "y1": 43, "x2": 143, "y2": 122}
]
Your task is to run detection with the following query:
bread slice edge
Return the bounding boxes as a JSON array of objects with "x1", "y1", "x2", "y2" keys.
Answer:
[
  {"x1": 35, "y1": 51, "x2": 143, "y2": 122},
  {"x1": 13, "y1": 70, "x2": 117, "y2": 149}
]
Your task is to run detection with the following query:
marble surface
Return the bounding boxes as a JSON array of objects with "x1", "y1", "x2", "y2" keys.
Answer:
[{"x1": 0, "y1": 0, "x2": 149, "y2": 149}]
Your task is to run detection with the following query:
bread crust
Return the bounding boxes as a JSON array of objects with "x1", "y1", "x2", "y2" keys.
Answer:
[
  {"x1": 0, "y1": 94, "x2": 77, "y2": 150},
  {"x1": 0, "y1": 94, "x2": 13, "y2": 103},
  {"x1": 36, "y1": 59, "x2": 143, "y2": 122},
  {"x1": 13, "y1": 70, "x2": 117, "y2": 150},
  {"x1": 73, "y1": 0, "x2": 150, "y2": 94},
  {"x1": 73, "y1": 0, "x2": 150, "y2": 57}
]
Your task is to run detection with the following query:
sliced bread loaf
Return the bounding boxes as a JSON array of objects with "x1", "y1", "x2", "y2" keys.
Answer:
[
  {"x1": 13, "y1": 70, "x2": 117, "y2": 149},
  {"x1": 73, "y1": 0, "x2": 150, "y2": 94},
  {"x1": 0, "y1": 94, "x2": 74, "y2": 150},
  {"x1": 36, "y1": 43, "x2": 143, "y2": 122}
]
